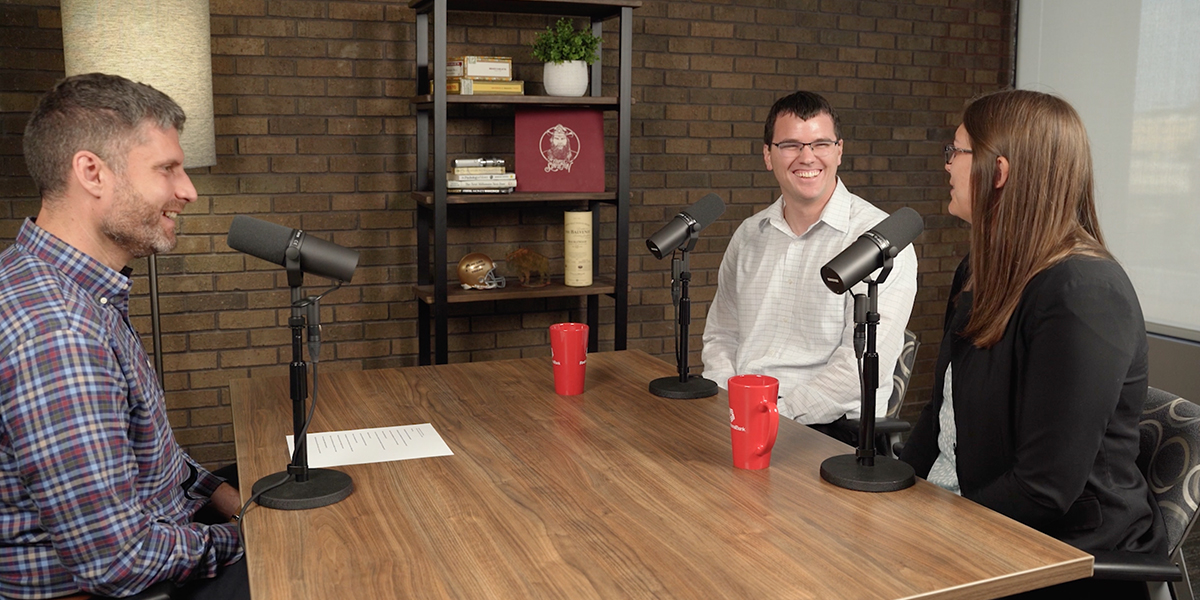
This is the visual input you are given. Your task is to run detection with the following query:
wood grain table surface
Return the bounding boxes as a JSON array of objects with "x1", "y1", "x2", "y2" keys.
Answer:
[{"x1": 230, "y1": 349, "x2": 1092, "y2": 599}]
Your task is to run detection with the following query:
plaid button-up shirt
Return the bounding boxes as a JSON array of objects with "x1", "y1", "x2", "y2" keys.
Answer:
[{"x1": 0, "y1": 219, "x2": 241, "y2": 599}]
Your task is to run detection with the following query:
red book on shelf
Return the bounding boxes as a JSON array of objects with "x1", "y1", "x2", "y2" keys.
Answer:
[{"x1": 514, "y1": 107, "x2": 605, "y2": 192}]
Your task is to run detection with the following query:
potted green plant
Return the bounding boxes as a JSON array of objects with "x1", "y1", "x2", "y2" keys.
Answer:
[{"x1": 531, "y1": 18, "x2": 601, "y2": 97}]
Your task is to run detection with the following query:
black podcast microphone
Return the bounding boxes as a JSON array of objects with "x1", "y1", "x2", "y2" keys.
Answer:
[
  {"x1": 646, "y1": 193, "x2": 726, "y2": 259},
  {"x1": 821, "y1": 207, "x2": 923, "y2": 294},
  {"x1": 227, "y1": 215, "x2": 360, "y2": 283}
]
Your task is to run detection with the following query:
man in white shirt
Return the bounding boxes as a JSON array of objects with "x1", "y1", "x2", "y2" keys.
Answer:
[{"x1": 701, "y1": 91, "x2": 918, "y2": 441}]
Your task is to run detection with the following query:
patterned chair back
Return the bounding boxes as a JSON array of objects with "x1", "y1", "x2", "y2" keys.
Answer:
[
  {"x1": 886, "y1": 329, "x2": 919, "y2": 419},
  {"x1": 1138, "y1": 386, "x2": 1200, "y2": 554}
]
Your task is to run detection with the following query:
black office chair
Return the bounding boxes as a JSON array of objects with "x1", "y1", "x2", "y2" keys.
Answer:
[
  {"x1": 837, "y1": 328, "x2": 919, "y2": 457},
  {"x1": 1093, "y1": 386, "x2": 1200, "y2": 600}
]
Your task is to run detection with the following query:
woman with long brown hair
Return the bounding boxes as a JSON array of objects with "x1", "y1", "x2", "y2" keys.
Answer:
[{"x1": 901, "y1": 89, "x2": 1165, "y2": 596}]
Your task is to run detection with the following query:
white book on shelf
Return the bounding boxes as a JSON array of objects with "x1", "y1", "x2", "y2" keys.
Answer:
[
  {"x1": 446, "y1": 179, "x2": 518, "y2": 189},
  {"x1": 452, "y1": 166, "x2": 506, "y2": 175},
  {"x1": 453, "y1": 188, "x2": 515, "y2": 194},
  {"x1": 453, "y1": 158, "x2": 505, "y2": 168},
  {"x1": 448, "y1": 172, "x2": 516, "y2": 182}
]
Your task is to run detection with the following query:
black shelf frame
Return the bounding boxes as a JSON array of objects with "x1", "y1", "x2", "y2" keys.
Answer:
[{"x1": 412, "y1": 0, "x2": 636, "y2": 365}]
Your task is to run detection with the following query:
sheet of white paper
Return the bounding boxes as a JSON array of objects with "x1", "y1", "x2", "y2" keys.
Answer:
[{"x1": 286, "y1": 423, "x2": 453, "y2": 469}]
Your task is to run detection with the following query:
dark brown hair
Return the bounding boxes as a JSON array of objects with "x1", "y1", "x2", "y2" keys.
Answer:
[
  {"x1": 763, "y1": 91, "x2": 841, "y2": 145},
  {"x1": 961, "y1": 89, "x2": 1110, "y2": 348}
]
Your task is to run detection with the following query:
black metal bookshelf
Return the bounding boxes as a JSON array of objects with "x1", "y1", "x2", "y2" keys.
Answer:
[{"x1": 410, "y1": 0, "x2": 639, "y2": 365}]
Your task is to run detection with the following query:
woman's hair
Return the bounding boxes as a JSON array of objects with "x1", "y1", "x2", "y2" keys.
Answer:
[{"x1": 961, "y1": 89, "x2": 1110, "y2": 348}]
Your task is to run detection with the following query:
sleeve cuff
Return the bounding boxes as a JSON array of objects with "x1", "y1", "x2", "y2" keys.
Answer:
[
  {"x1": 185, "y1": 456, "x2": 225, "y2": 499},
  {"x1": 209, "y1": 522, "x2": 245, "y2": 566}
]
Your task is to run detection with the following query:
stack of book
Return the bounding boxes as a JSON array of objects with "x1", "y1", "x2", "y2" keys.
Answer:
[
  {"x1": 448, "y1": 158, "x2": 516, "y2": 194},
  {"x1": 445, "y1": 56, "x2": 524, "y2": 96}
]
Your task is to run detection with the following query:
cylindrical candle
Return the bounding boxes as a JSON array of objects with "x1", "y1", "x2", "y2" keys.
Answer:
[{"x1": 564, "y1": 209, "x2": 592, "y2": 287}]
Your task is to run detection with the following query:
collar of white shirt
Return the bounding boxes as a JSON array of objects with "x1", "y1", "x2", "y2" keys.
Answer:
[{"x1": 758, "y1": 178, "x2": 854, "y2": 239}]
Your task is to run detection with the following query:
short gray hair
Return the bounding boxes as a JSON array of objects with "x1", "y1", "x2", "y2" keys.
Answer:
[{"x1": 23, "y1": 73, "x2": 186, "y2": 199}]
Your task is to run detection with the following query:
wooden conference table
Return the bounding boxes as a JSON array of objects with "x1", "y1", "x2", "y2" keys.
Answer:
[{"x1": 230, "y1": 350, "x2": 1091, "y2": 599}]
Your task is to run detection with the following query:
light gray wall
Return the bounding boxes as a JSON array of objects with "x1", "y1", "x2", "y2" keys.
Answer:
[{"x1": 1016, "y1": 0, "x2": 1200, "y2": 397}]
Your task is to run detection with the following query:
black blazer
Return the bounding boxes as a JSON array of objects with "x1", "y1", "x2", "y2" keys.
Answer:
[{"x1": 901, "y1": 256, "x2": 1165, "y2": 555}]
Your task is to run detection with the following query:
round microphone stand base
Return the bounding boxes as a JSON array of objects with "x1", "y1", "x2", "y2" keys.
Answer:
[
  {"x1": 819, "y1": 454, "x2": 915, "y2": 493},
  {"x1": 649, "y1": 375, "x2": 718, "y2": 399},
  {"x1": 252, "y1": 469, "x2": 354, "y2": 510}
]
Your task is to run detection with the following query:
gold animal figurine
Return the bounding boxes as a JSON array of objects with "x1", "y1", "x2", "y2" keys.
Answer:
[{"x1": 505, "y1": 248, "x2": 551, "y2": 288}]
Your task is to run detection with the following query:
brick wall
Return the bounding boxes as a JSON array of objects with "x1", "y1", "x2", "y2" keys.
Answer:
[{"x1": 0, "y1": 0, "x2": 1013, "y2": 466}]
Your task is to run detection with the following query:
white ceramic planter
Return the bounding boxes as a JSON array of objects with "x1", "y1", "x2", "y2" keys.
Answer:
[{"x1": 543, "y1": 60, "x2": 589, "y2": 97}]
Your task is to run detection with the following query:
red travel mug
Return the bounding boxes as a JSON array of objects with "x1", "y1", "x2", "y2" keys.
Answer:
[
  {"x1": 728, "y1": 374, "x2": 780, "y2": 470},
  {"x1": 549, "y1": 323, "x2": 588, "y2": 395}
]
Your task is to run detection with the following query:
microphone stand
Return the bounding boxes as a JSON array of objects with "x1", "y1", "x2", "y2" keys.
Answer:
[
  {"x1": 819, "y1": 258, "x2": 915, "y2": 492},
  {"x1": 649, "y1": 230, "x2": 718, "y2": 399},
  {"x1": 251, "y1": 255, "x2": 354, "y2": 510}
]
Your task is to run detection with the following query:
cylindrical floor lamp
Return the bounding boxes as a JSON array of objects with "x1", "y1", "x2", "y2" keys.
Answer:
[{"x1": 60, "y1": 0, "x2": 216, "y2": 383}]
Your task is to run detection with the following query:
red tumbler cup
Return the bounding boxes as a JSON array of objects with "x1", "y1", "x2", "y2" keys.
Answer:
[
  {"x1": 728, "y1": 374, "x2": 780, "y2": 470},
  {"x1": 549, "y1": 323, "x2": 588, "y2": 395}
]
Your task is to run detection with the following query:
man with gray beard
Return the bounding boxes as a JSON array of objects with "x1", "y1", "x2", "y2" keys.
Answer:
[{"x1": 0, "y1": 73, "x2": 247, "y2": 600}]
